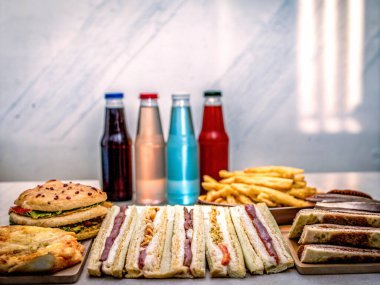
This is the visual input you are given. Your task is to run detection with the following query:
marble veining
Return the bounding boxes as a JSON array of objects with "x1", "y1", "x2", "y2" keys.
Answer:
[{"x1": 0, "y1": 0, "x2": 379, "y2": 181}]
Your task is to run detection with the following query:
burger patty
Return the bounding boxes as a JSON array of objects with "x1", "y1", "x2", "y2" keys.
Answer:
[{"x1": 59, "y1": 217, "x2": 104, "y2": 234}]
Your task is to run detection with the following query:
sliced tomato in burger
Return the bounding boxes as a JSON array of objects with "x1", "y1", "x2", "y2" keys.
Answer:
[{"x1": 9, "y1": 206, "x2": 31, "y2": 215}]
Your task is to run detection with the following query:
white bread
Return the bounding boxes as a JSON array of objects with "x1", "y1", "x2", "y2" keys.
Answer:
[
  {"x1": 125, "y1": 207, "x2": 168, "y2": 278},
  {"x1": 203, "y1": 206, "x2": 245, "y2": 278},
  {"x1": 106, "y1": 206, "x2": 137, "y2": 278},
  {"x1": 223, "y1": 207, "x2": 246, "y2": 278},
  {"x1": 203, "y1": 206, "x2": 227, "y2": 277},
  {"x1": 256, "y1": 204, "x2": 293, "y2": 272},
  {"x1": 299, "y1": 244, "x2": 380, "y2": 263},
  {"x1": 190, "y1": 205, "x2": 206, "y2": 278},
  {"x1": 230, "y1": 207, "x2": 264, "y2": 274},
  {"x1": 144, "y1": 206, "x2": 175, "y2": 278},
  {"x1": 169, "y1": 205, "x2": 205, "y2": 278},
  {"x1": 237, "y1": 206, "x2": 276, "y2": 270},
  {"x1": 87, "y1": 206, "x2": 119, "y2": 276}
]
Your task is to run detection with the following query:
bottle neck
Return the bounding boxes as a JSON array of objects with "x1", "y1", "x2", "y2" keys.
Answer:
[
  {"x1": 201, "y1": 96, "x2": 226, "y2": 133},
  {"x1": 137, "y1": 99, "x2": 163, "y2": 136},
  {"x1": 104, "y1": 100, "x2": 128, "y2": 136},
  {"x1": 204, "y1": 96, "x2": 222, "y2": 106},
  {"x1": 106, "y1": 98, "x2": 124, "y2": 108},
  {"x1": 169, "y1": 100, "x2": 195, "y2": 135},
  {"x1": 172, "y1": 98, "x2": 190, "y2": 107},
  {"x1": 140, "y1": 98, "x2": 158, "y2": 107}
]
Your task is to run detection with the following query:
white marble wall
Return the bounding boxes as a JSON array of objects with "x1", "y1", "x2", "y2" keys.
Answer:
[{"x1": 0, "y1": 0, "x2": 379, "y2": 181}]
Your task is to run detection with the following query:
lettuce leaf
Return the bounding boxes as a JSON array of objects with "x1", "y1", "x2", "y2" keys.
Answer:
[
  {"x1": 24, "y1": 203, "x2": 100, "y2": 219},
  {"x1": 29, "y1": 210, "x2": 62, "y2": 219}
]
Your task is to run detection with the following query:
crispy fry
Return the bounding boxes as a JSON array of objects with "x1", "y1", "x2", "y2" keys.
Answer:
[
  {"x1": 220, "y1": 177, "x2": 235, "y2": 184},
  {"x1": 226, "y1": 195, "x2": 237, "y2": 205},
  {"x1": 294, "y1": 174, "x2": 305, "y2": 182},
  {"x1": 248, "y1": 184, "x2": 311, "y2": 207},
  {"x1": 206, "y1": 190, "x2": 217, "y2": 202},
  {"x1": 207, "y1": 187, "x2": 233, "y2": 202},
  {"x1": 203, "y1": 175, "x2": 219, "y2": 184},
  {"x1": 201, "y1": 165, "x2": 316, "y2": 207},
  {"x1": 219, "y1": 170, "x2": 246, "y2": 178},
  {"x1": 244, "y1": 166, "x2": 304, "y2": 177},
  {"x1": 214, "y1": 197, "x2": 224, "y2": 203},
  {"x1": 293, "y1": 181, "x2": 307, "y2": 189},
  {"x1": 202, "y1": 182, "x2": 224, "y2": 191},
  {"x1": 235, "y1": 176, "x2": 293, "y2": 191},
  {"x1": 199, "y1": 194, "x2": 206, "y2": 201},
  {"x1": 231, "y1": 183, "x2": 261, "y2": 202},
  {"x1": 256, "y1": 196, "x2": 277, "y2": 207},
  {"x1": 287, "y1": 187, "x2": 317, "y2": 199},
  {"x1": 235, "y1": 194, "x2": 253, "y2": 204}
]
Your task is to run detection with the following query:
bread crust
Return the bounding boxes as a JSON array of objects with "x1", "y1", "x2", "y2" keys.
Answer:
[
  {"x1": 0, "y1": 225, "x2": 84, "y2": 274},
  {"x1": 224, "y1": 207, "x2": 246, "y2": 278},
  {"x1": 230, "y1": 207, "x2": 264, "y2": 275},
  {"x1": 87, "y1": 206, "x2": 119, "y2": 277},
  {"x1": 10, "y1": 205, "x2": 108, "y2": 227},
  {"x1": 14, "y1": 180, "x2": 106, "y2": 211}
]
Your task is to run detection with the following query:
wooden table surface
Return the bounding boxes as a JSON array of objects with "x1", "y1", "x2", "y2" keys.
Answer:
[{"x1": 1, "y1": 172, "x2": 380, "y2": 284}]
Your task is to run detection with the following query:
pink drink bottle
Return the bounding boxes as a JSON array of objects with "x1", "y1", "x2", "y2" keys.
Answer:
[{"x1": 135, "y1": 93, "x2": 166, "y2": 204}]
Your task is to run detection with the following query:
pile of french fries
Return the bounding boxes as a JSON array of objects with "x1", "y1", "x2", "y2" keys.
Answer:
[{"x1": 199, "y1": 166, "x2": 317, "y2": 208}]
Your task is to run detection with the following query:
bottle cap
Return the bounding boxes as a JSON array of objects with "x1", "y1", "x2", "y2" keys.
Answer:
[
  {"x1": 172, "y1": 93, "x2": 190, "y2": 100},
  {"x1": 140, "y1": 93, "x2": 158, "y2": 99},
  {"x1": 204, "y1": 90, "x2": 222, "y2": 97},
  {"x1": 105, "y1": 92, "x2": 124, "y2": 99}
]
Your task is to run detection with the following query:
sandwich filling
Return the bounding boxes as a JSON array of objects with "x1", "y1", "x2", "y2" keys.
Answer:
[
  {"x1": 183, "y1": 207, "x2": 193, "y2": 268},
  {"x1": 9, "y1": 203, "x2": 105, "y2": 219},
  {"x1": 100, "y1": 205, "x2": 128, "y2": 262},
  {"x1": 138, "y1": 207, "x2": 160, "y2": 269},
  {"x1": 244, "y1": 205, "x2": 279, "y2": 264},
  {"x1": 210, "y1": 207, "x2": 231, "y2": 266},
  {"x1": 59, "y1": 216, "x2": 103, "y2": 234}
]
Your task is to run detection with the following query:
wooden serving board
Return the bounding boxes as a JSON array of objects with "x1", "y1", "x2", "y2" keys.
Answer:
[
  {"x1": 198, "y1": 200, "x2": 314, "y2": 225},
  {"x1": 0, "y1": 239, "x2": 92, "y2": 284},
  {"x1": 280, "y1": 227, "x2": 380, "y2": 274}
]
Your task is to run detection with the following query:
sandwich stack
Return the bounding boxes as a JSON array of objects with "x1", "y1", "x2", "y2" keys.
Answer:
[
  {"x1": 289, "y1": 208, "x2": 380, "y2": 263},
  {"x1": 88, "y1": 204, "x2": 294, "y2": 279}
]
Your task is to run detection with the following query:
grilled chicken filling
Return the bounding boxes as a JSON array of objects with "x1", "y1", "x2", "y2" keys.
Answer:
[
  {"x1": 138, "y1": 207, "x2": 159, "y2": 269},
  {"x1": 210, "y1": 207, "x2": 230, "y2": 266}
]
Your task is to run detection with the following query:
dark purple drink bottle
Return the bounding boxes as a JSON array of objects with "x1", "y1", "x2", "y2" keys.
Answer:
[{"x1": 101, "y1": 93, "x2": 133, "y2": 201}]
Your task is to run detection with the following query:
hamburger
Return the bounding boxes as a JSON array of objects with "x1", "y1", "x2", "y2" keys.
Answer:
[{"x1": 9, "y1": 180, "x2": 110, "y2": 240}]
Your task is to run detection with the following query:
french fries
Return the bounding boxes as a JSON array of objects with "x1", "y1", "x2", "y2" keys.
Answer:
[{"x1": 199, "y1": 166, "x2": 317, "y2": 207}]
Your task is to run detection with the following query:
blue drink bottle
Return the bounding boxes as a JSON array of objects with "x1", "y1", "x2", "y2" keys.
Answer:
[{"x1": 166, "y1": 93, "x2": 199, "y2": 205}]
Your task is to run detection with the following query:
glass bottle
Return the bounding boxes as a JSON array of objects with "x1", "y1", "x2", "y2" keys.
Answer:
[
  {"x1": 100, "y1": 93, "x2": 133, "y2": 201},
  {"x1": 135, "y1": 93, "x2": 166, "y2": 205},
  {"x1": 198, "y1": 90, "x2": 229, "y2": 194},
  {"x1": 166, "y1": 93, "x2": 199, "y2": 205}
]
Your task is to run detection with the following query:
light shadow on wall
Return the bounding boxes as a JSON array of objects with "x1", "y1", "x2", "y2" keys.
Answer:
[{"x1": 297, "y1": 0, "x2": 364, "y2": 134}]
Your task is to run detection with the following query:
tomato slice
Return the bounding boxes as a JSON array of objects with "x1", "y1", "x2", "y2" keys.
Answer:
[
  {"x1": 9, "y1": 206, "x2": 31, "y2": 215},
  {"x1": 218, "y1": 243, "x2": 231, "y2": 266}
]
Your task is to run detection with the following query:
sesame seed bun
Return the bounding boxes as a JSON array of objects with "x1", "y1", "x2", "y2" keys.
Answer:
[{"x1": 14, "y1": 180, "x2": 107, "y2": 212}]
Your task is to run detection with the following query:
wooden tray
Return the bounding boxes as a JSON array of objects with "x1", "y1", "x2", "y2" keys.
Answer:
[
  {"x1": 281, "y1": 228, "x2": 380, "y2": 274},
  {"x1": 0, "y1": 239, "x2": 92, "y2": 284},
  {"x1": 199, "y1": 200, "x2": 314, "y2": 225}
]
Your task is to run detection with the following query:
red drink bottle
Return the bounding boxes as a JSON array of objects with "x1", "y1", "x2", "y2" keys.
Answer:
[
  {"x1": 101, "y1": 93, "x2": 133, "y2": 201},
  {"x1": 198, "y1": 90, "x2": 229, "y2": 194}
]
